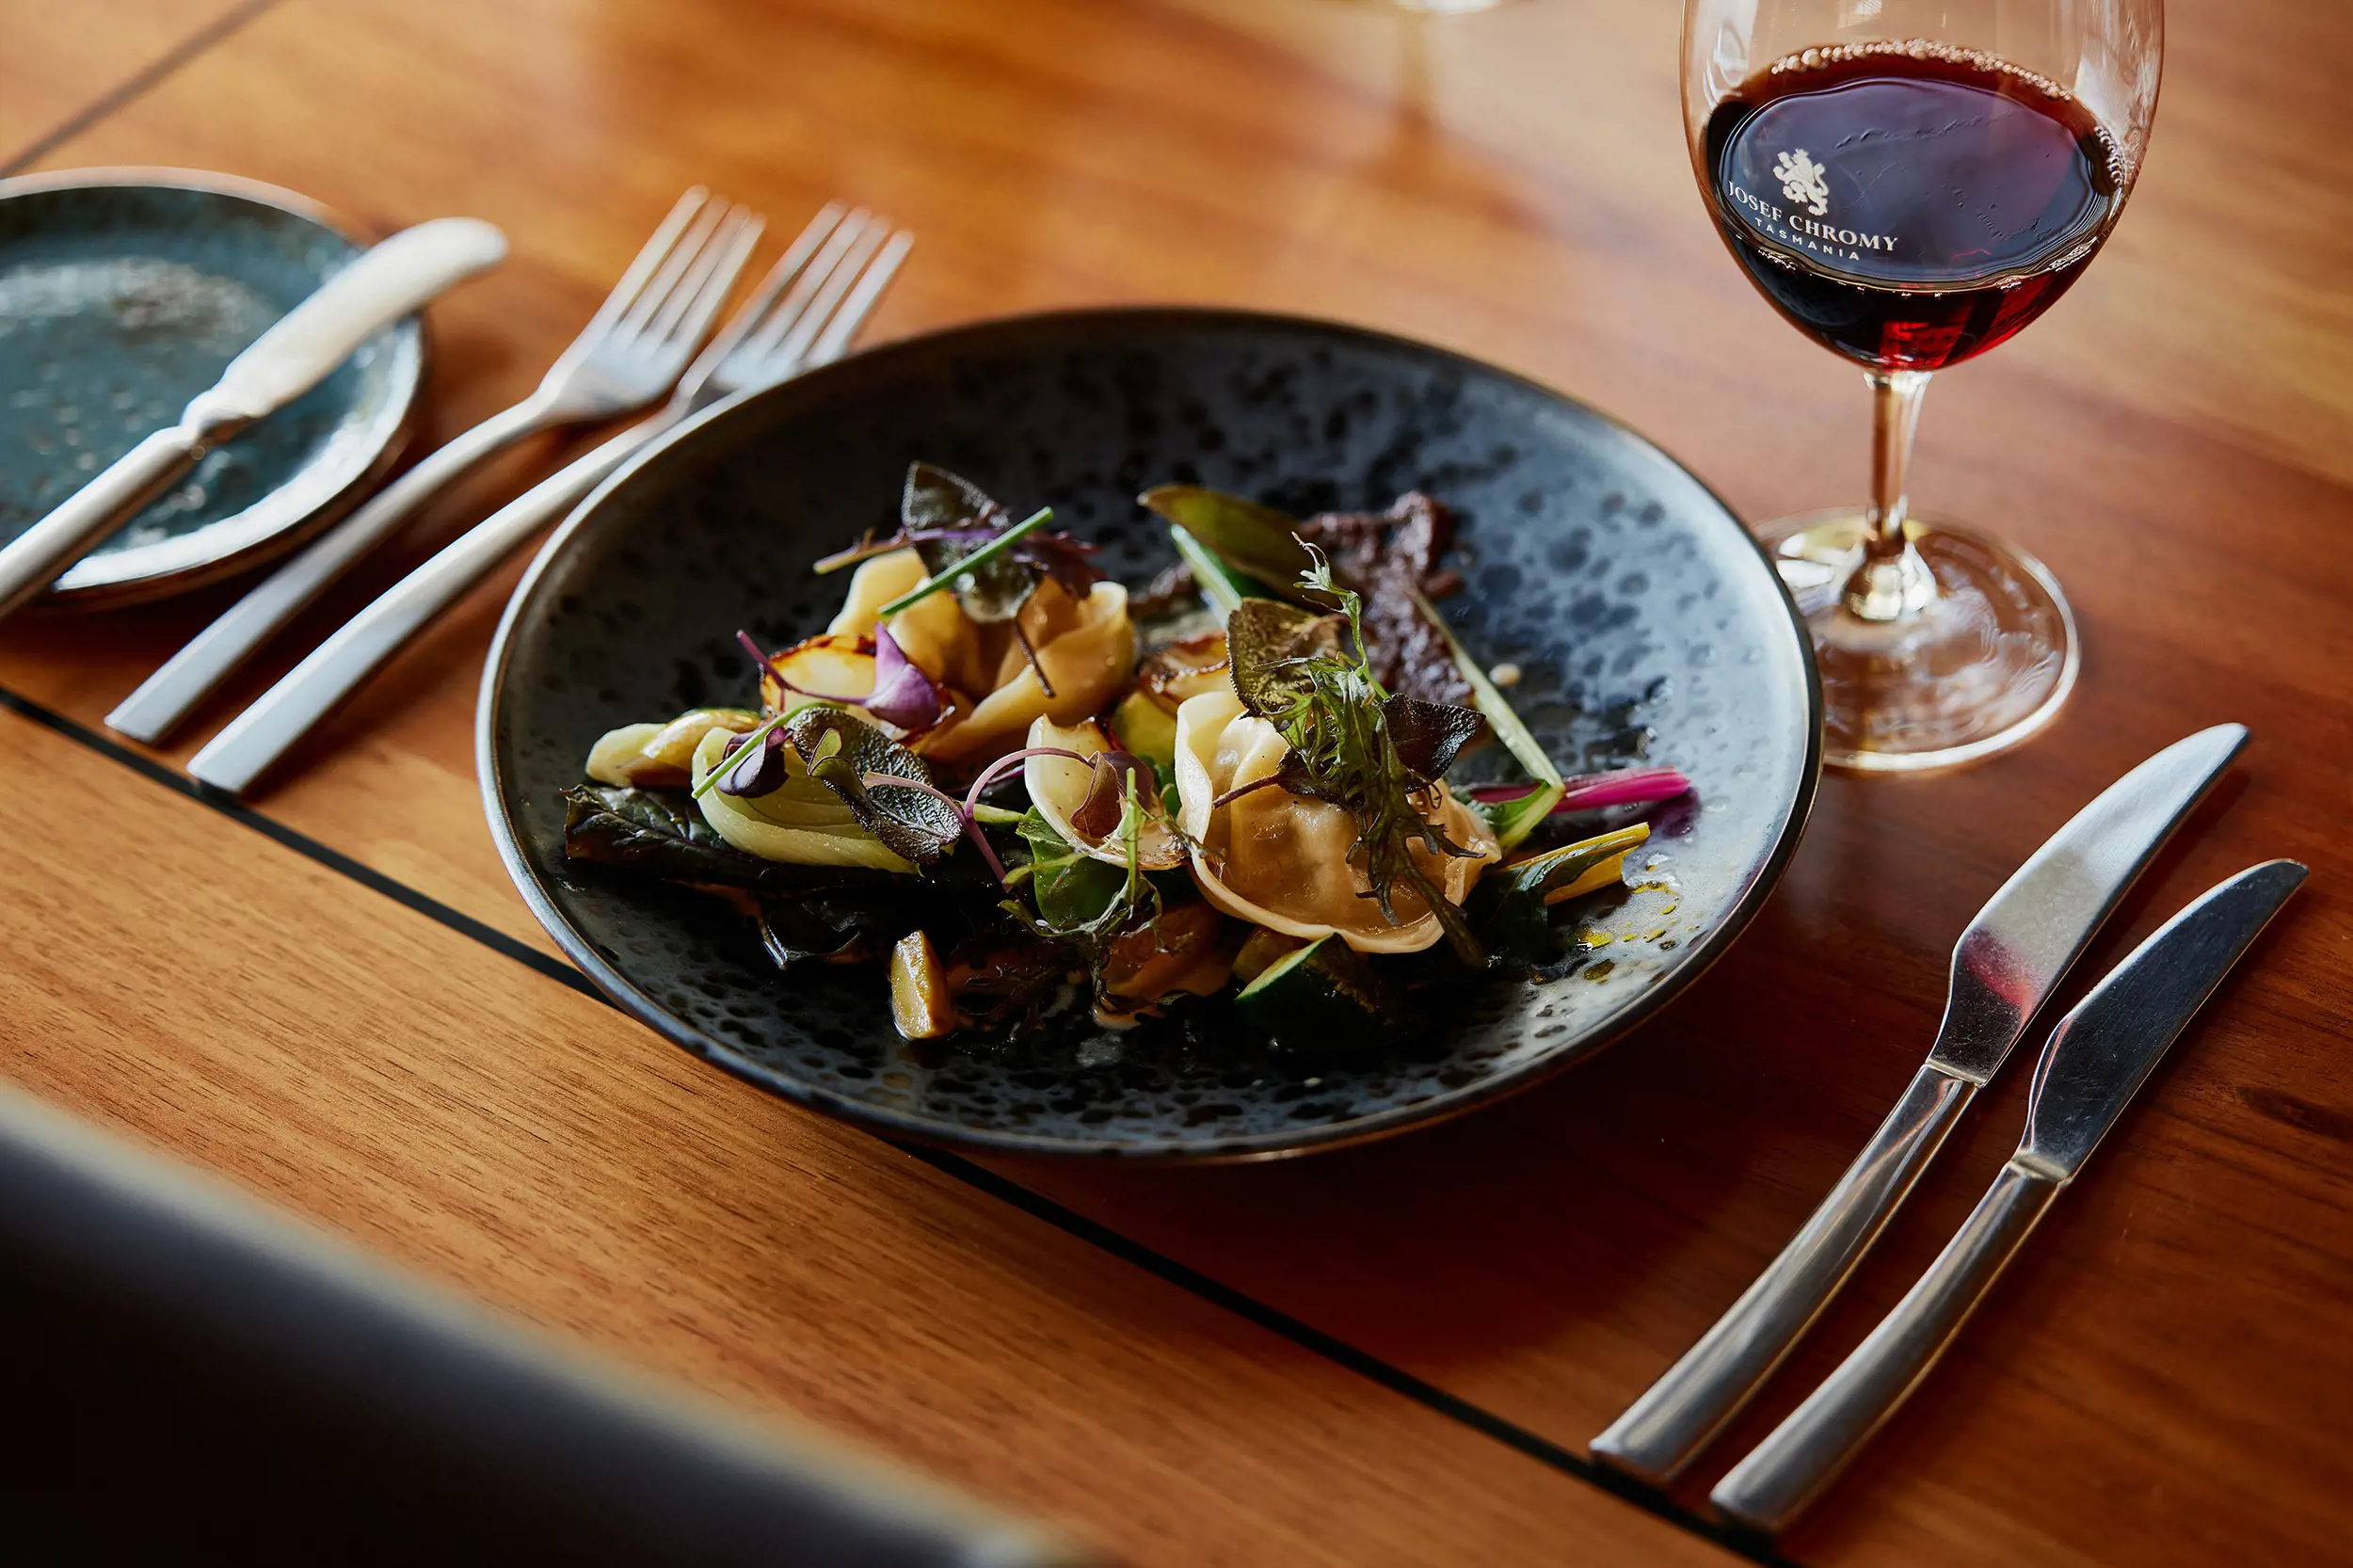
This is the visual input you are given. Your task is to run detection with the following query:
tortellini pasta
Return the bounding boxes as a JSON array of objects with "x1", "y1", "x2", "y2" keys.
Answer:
[
  {"x1": 828, "y1": 548, "x2": 1135, "y2": 766},
  {"x1": 1172, "y1": 688, "x2": 1497, "y2": 954},
  {"x1": 687, "y1": 726, "x2": 916, "y2": 872}
]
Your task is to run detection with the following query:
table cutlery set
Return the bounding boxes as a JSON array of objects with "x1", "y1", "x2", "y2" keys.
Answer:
[
  {"x1": 0, "y1": 156, "x2": 2305, "y2": 1552},
  {"x1": 3, "y1": 185, "x2": 909, "y2": 794},
  {"x1": 1593, "y1": 723, "x2": 2305, "y2": 1532}
]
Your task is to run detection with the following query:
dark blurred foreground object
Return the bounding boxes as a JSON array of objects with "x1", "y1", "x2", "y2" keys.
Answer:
[{"x1": 0, "y1": 1084, "x2": 1085, "y2": 1567}]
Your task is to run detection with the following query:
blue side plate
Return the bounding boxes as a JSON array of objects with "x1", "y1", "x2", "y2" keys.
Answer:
[{"x1": 0, "y1": 168, "x2": 423, "y2": 606}]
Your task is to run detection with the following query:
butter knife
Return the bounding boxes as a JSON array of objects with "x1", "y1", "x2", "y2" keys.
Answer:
[
  {"x1": 1592, "y1": 723, "x2": 2248, "y2": 1485},
  {"x1": 1713, "y1": 857, "x2": 2306, "y2": 1532},
  {"x1": 0, "y1": 216, "x2": 506, "y2": 620}
]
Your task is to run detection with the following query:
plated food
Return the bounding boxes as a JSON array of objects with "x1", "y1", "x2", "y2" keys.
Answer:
[
  {"x1": 480, "y1": 308, "x2": 1817, "y2": 1157},
  {"x1": 565, "y1": 462, "x2": 1694, "y2": 1053}
]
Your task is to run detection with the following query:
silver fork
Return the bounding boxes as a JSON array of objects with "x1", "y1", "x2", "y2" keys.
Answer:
[
  {"x1": 186, "y1": 205, "x2": 912, "y2": 797},
  {"x1": 106, "y1": 189, "x2": 760, "y2": 745}
]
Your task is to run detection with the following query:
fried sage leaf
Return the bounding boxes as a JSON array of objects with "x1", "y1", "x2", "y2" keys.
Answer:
[
  {"x1": 902, "y1": 462, "x2": 1037, "y2": 624},
  {"x1": 1383, "y1": 694, "x2": 1489, "y2": 788},
  {"x1": 1225, "y1": 597, "x2": 1344, "y2": 720},
  {"x1": 1220, "y1": 549, "x2": 1492, "y2": 965},
  {"x1": 785, "y1": 708, "x2": 965, "y2": 866}
]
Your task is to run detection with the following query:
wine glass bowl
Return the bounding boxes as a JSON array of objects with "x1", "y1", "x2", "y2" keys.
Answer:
[{"x1": 1682, "y1": 3, "x2": 2163, "y2": 770}]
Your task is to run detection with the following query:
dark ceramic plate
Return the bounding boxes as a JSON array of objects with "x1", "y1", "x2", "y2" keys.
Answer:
[
  {"x1": 0, "y1": 168, "x2": 423, "y2": 606},
  {"x1": 479, "y1": 309, "x2": 1820, "y2": 1160}
]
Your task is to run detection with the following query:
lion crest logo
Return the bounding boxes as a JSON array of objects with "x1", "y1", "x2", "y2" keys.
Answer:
[{"x1": 1773, "y1": 149, "x2": 1831, "y2": 217}]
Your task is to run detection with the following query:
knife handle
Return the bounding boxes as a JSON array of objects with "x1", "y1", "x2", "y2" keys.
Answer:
[
  {"x1": 184, "y1": 414, "x2": 663, "y2": 796},
  {"x1": 1711, "y1": 1160, "x2": 2061, "y2": 1533},
  {"x1": 1593, "y1": 1062, "x2": 1977, "y2": 1484},
  {"x1": 0, "y1": 426, "x2": 206, "y2": 618}
]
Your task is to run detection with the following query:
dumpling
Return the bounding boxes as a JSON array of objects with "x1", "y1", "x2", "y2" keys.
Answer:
[
  {"x1": 828, "y1": 547, "x2": 1136, "y2": 767},
  {"x1": 687, "y1": 726, "x2": 916, "y2": 872},
  {"x1": 828, "y1": 549, "x2": 998, "y2": 699},
  {"x1": 1172, "y1": 688, "x2": 1497, "y2": 954},
  {"x1": 1022, "y1": 715, "x2": 1185, "y2": 870}
]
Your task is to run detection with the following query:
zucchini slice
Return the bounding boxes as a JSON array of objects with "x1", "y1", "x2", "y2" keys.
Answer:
[{"x1": 1236, "y1": 935, "x2": 1408, "y2": 1051}]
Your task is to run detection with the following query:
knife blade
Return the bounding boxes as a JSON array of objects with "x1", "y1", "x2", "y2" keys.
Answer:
[
  {"x1": 1593, "y1": 723, "x2": 2248, "y2": 1485},
  {"x1": 1712, "y1": 858, "x2": 2307, "y2": 1533},
  {"x1": 0, "y1": 216, "x2": 506, "y2": 619}
]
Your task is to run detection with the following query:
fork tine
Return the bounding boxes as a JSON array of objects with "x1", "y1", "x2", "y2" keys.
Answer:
[
  {"x1": 808, "y1": 228, "x2": 911, "y2": 368},
  {"x1": 774, "y1": 218, "x2": 888, "y2": 372},
  {"x1": 651, "y1": 204, "x2": 761, "y2": 346},
  {"x1": 674, "y1": 201, "x2": 846, "y2": 378},
  {"x1": 740, "y1": 209, "x2": 872, "y2": 361},
  {"x1": 581, "y1": 187, "x2": 709, "y2": 340},
  {"x1": 616, "y1": 196, "x2": 726, "y2": 338}
]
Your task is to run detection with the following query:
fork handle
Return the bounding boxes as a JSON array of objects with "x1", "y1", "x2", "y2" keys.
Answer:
[
  {"x1": 1711, "y1": 1160, "x2": 2062, "y2": 1533},
  {"x1": 186, "y1": 410, "x2": 672, "y2": 796},
  {"x1": 1591, "y1": 1062, "x2": 1977, "y2": 1484},
  {"x1": 107, "y1": 395, "x2": 559, "y2": 744}
]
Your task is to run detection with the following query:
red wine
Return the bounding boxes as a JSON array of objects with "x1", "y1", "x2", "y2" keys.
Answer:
[{"x1": 1703, "y1": 43, "x2": 2125, "y2": 371}]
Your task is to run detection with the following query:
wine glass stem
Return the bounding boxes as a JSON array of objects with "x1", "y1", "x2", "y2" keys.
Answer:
[{"x1": 1846, "y1": 368, "x2": 1935, "y2": 621}]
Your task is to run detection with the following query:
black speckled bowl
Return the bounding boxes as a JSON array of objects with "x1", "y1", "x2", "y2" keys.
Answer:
[
  {"x1": 0, "y1": 168, "x2": 423, "y2": 606},
  {"x1": 479, "y1": 309, "x2": 1820, "y2": 1160}
]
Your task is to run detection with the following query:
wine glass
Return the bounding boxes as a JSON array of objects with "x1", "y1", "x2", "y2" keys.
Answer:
[{"x1": 1681, "y1": 0, "x2": 2162, "y2": 770}]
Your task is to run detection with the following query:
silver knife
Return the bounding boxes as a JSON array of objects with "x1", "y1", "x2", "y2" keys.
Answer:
[
  {"x1": 1592, "y1": 723, "x2": 2249, "y2": 1485},
  {"x1": 0, "y1": 216, "x2": 507, "y2": 620},
  {"x1": 1712, "y1": 858, "x2": 2306, "y2": 1532}
]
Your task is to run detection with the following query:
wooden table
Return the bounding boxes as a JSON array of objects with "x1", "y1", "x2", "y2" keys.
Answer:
[{"x1": 4, "y1": 2, "x2": 2348, "y2": 1562}]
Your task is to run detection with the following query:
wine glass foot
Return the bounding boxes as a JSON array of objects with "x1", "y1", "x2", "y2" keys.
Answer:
[{"x1": 1761, "y1": 509, "x2": 2078, "y2": 773}]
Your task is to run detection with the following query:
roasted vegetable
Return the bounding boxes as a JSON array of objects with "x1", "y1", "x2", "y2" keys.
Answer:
[
  {"x1": 1098, "y1": 899, "x2": 1234, "y2": 1012},
  {"x1": 889, "y1": 931, "x2": 956, "y2": 1040}
]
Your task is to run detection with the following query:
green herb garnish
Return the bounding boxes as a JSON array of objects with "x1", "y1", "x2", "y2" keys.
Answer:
[
  {"x1": 1226, "y1": 545, "x2": 1491, "y2": 965},
  {"x1": 1410, "y1": 585, "x2": 1564, "y2": 848},
  {"x1": 877, "y1": 505, "x2": 1053, "y2": 617}
]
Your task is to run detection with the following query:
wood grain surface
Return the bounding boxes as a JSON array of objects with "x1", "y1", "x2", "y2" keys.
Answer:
[
  {"x1": 1, "y1": 3, "x2": 2348, "y2": 1565},
  {"x1": 0, "y1": 0, "x2": 263, "y2": 173}
]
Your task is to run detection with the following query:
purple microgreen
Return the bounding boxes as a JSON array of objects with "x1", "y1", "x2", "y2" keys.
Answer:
[
  {"x1": 1011, "y1": 619, "x2": 1056, "y2": 699},
  {"x1": 861, "y1": 626, "x2": 946, "y2": 732},
  {"x1": 742, "y1": 626, "x2": 945, "y2": 737},
  {"x1": 813, "y1": 524, "x2": 1005, "y2": 576},
  {"x1": 877, "y1": 506, "x2": 1053, "y2": 618},
  {"x1": 690, "y1": 712, "x2": 789, "y2": 801},
  {"x1": 903, "y1": 461, "x2": 999, "y2": 530},
  {"x1": 959, "y1": 744, "x2": 1095, "y2": 821},
  {"x1": 1209, "y1": 774, "x2": 1286, "y2": 811},
  {"x1": 1013, "y1": 530, "x2": 1106, "y2": 600},
  {"x1": 721, "y1": 727, "x2": 790, "y2": 797},
  {"x1": 785, "y1": 709, "x2": 961, "y2": 865},
  {"x1": 810, "y1": 536, "x2": 892, "y2": 574},
  {"x1": 961, "y1": 744, "x2": 1162, "y2": 829}
]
